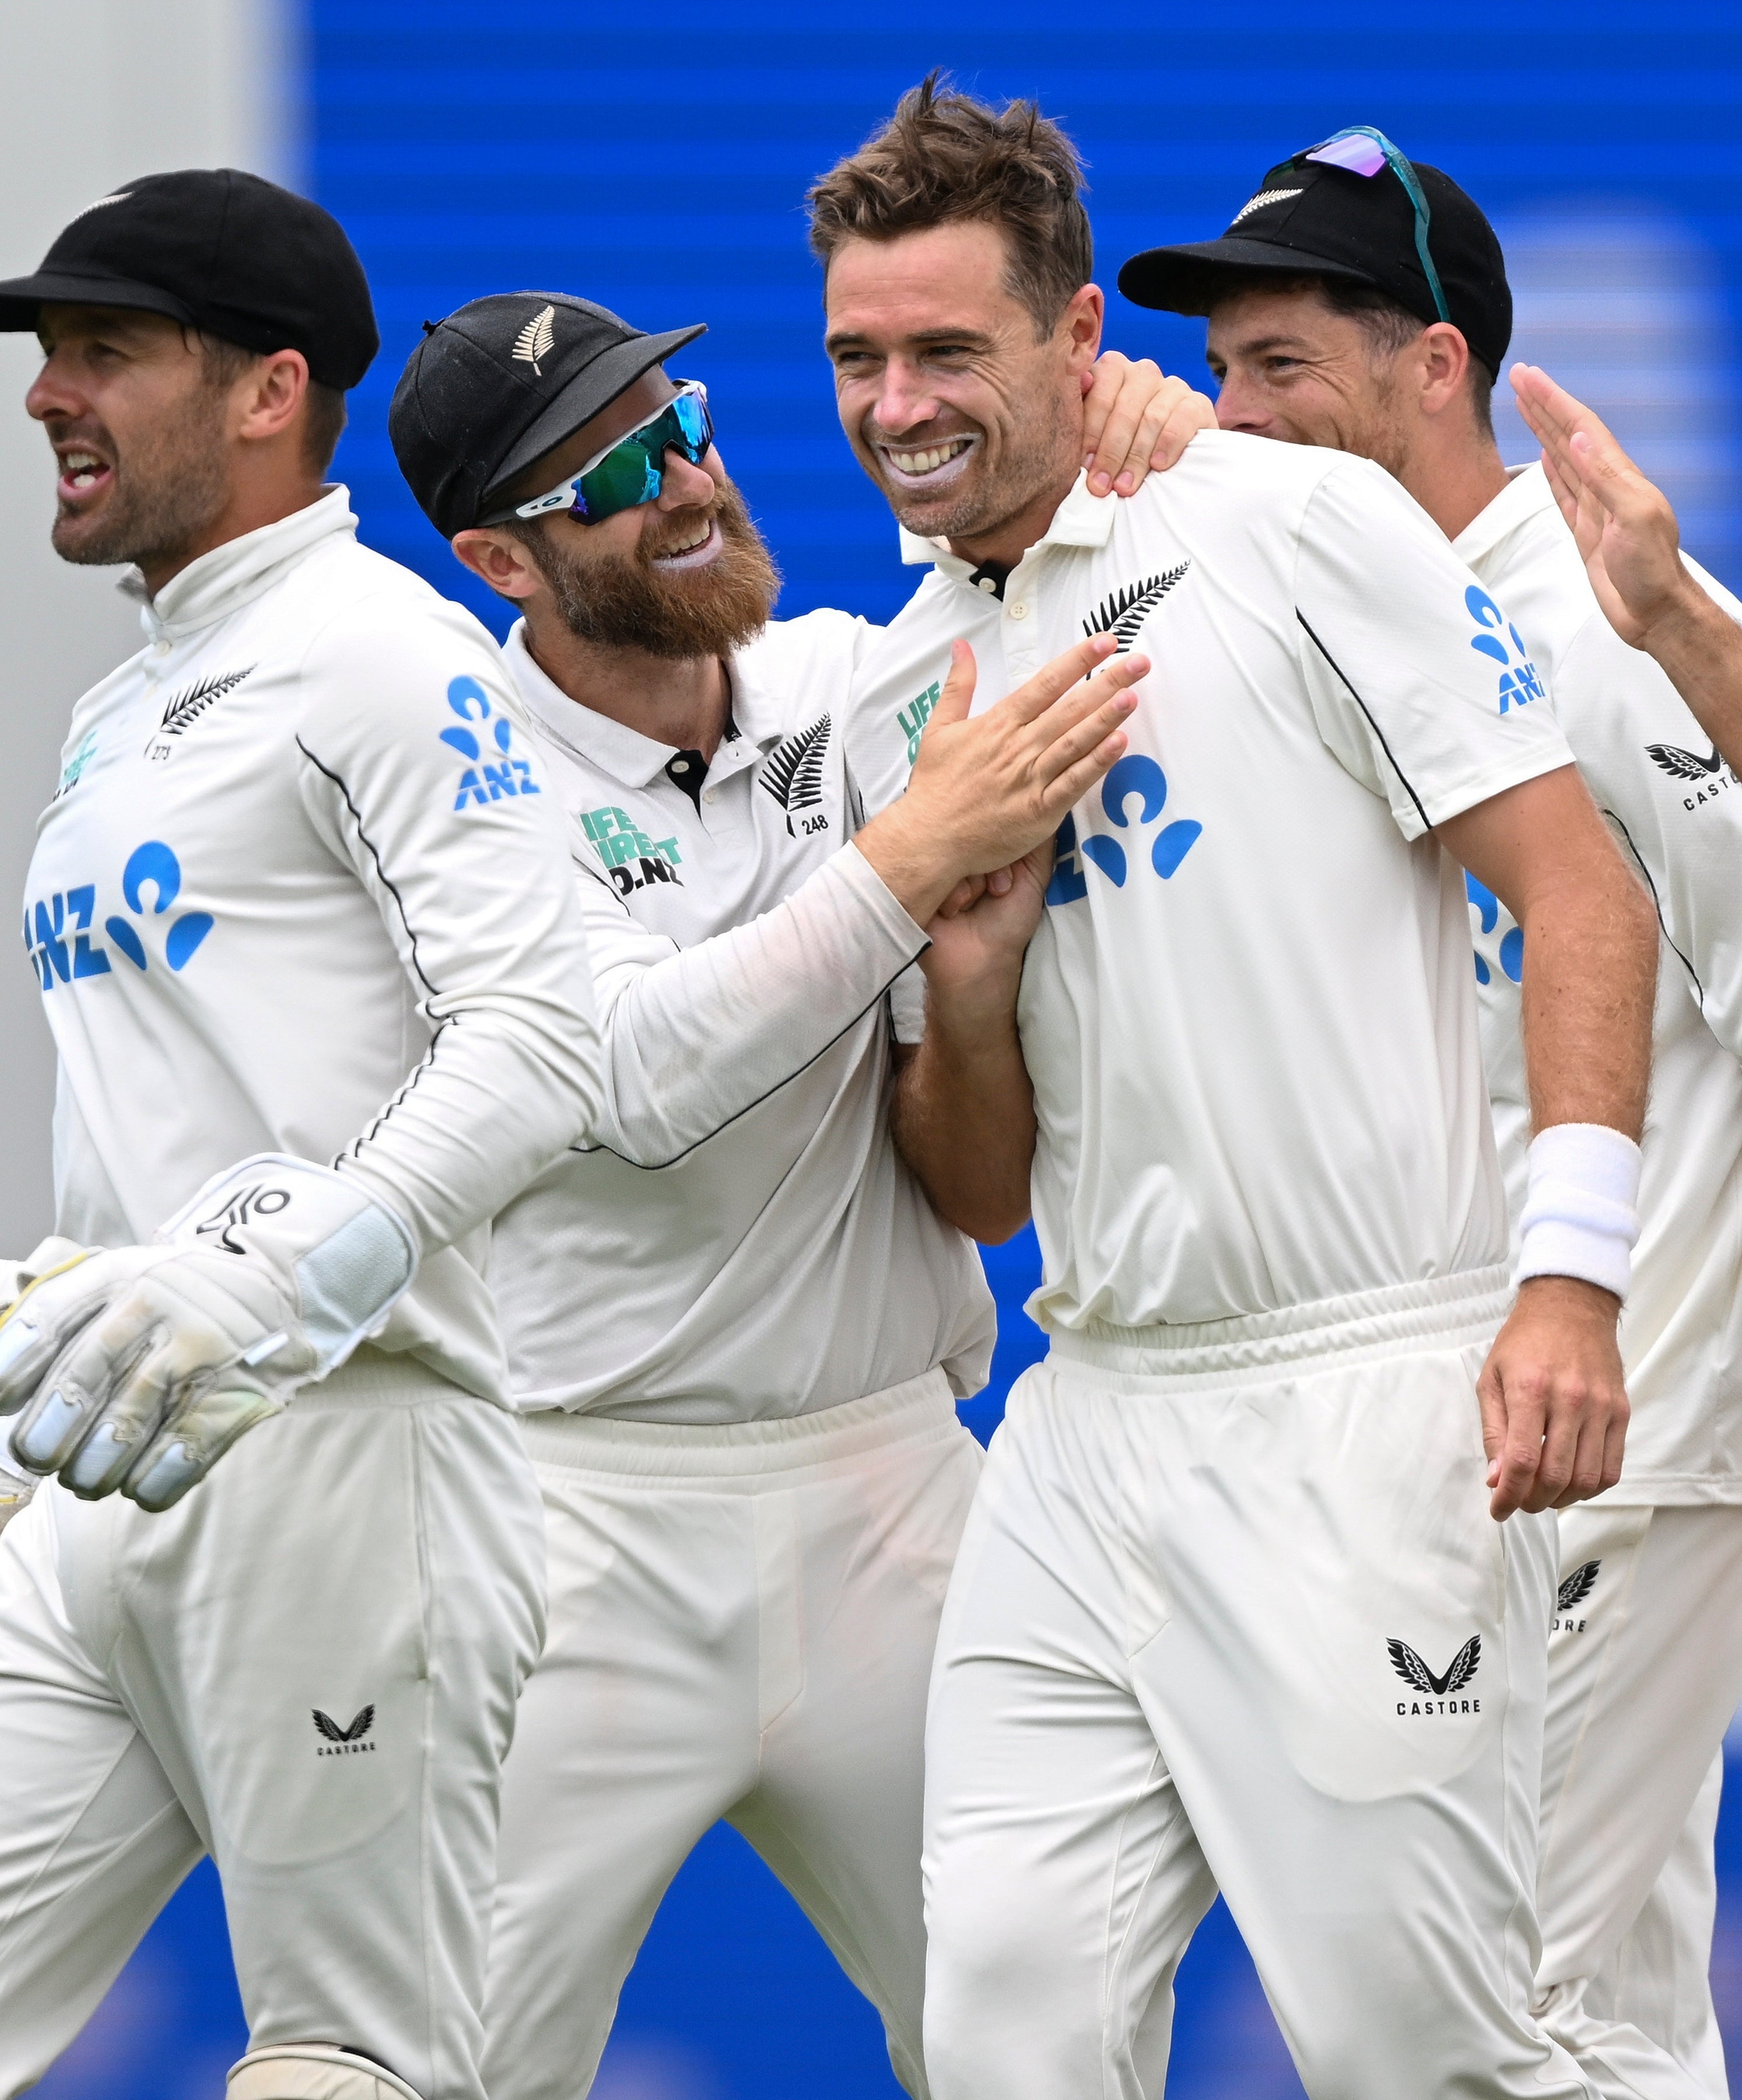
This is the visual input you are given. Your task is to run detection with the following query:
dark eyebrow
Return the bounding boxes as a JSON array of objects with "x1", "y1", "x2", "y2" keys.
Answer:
[{"x1": 823, "y1": 324, "x2": 995, "y2": 357}]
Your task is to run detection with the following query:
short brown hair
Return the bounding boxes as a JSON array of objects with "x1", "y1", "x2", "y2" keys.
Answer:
[
  {"x1": 807, "y1": 73, "x2": 1093, "y2": 338},
  {"x1": 199, "y1": 332, "x2": 349, "y2": 474}
]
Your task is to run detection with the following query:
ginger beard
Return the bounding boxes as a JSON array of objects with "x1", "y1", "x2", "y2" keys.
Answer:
[{"x1": 522, "y1": 476, "x2": 780, "y2": 660}]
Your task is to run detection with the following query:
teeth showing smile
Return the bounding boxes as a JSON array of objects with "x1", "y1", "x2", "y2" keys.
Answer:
[
  {"x1": 653, "y1": 520, "x2": 717, "y2": 562},
  {"x1": 63, "y1": 452, "x2": 105, "y2": 489},
  {"x1": 886, "y1": 436, "x2": 973, "y2": 477}
]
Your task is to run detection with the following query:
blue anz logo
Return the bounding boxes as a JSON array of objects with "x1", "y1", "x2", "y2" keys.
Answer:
[
  {"x1": 1465, "y1": 589, "x2": 1544, "y2": 715},
  {"x1": 24, "y1": 841, "x2": 212, "y2": 991},
  {"x1": 1466, "y1": 872, "x2": 1522, "y2": 986},
  {"x1": 441, "y1": 676, "x2": 541, "y2": 808},
  {"x1": 1045, "y1": 754, "x2": 1204, "y2": 907}
]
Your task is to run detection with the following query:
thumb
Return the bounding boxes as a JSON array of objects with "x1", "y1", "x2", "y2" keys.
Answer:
[{"x1": 930, "y1": 638, "x2": 977, "y2": 727}]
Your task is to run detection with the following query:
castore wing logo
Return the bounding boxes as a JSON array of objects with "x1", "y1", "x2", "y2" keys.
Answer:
[
  {"x1": 440, "y1": 677, "x2": 541, "y2": 808},
  {"x1": 24, "y1": 840, "x2": 213, "y2": 991},
  {"x1": 759, "y1": 713, "x2": 832, "y2": 835},
  {"x1": 1046, "y1": 753, "x2": 1203, "y2": 907},
  {"x1": 1389, "y1": 1633, "x2": 1482, "y2": 1715},
  {"x1": 1554, "y1": 1559, "x2": 1600, "y2": 1633},
  {"x1": 1082, "y1": 564, "x2": 1190, "y2": 654},
  {"x1": 313, "y1": 1704, "x2": 376, "y2": 1755},
  {"x1": 1648, "y1": 740, "x2": 1740, "y2": 808}
]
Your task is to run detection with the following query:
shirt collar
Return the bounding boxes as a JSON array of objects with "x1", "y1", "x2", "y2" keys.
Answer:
[
  {"x1": 896, "y1": 468, "x2": 1117, "y2": 582},
  {"x1": 1452, "y1": 462, "x2": 1552, "y2": 568},
  {"x1": 502, "y1": 620, "x2": 775, "y2": 790},
  {"x1": 126, "y1": 485, "x2": 359, "y2": 646}
]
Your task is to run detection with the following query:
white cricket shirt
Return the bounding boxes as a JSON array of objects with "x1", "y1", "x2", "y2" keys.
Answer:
[
  {"x1": 24, "y1": 489, "x2": 602, "y2": 1402},
  {"x1": 1455, "y1": 466, "x2": 1742, "y2": 1501},
  {"x1": 486, "y1": 612, "x2": 996, "y2": 1424},
  {"x1": 846, "y1": 432, "x2": 1575, "y2": 1332}
]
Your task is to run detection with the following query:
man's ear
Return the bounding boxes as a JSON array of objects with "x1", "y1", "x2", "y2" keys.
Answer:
[
  {"x1": 1418, "y1": 323, "x2": 1474, "y2": 419},
  {"x1": 235, "y1": 351, "x2": 309, "y2": 446},
  {"x1": 451, "y1": 526, "x2": 542, "y2": 601},
  {"x1": 1061, "y1": 284, "x2": 1106, "y2": 376}
]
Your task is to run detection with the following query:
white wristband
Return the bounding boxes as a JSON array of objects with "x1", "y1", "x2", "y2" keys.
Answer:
[{"x1": 1516, "y1": 1122, "x2": 1642, "y2": 1301}]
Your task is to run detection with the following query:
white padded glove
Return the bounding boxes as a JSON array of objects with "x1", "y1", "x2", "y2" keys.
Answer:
[{"x1": 0, "y1": 1157, "x2": 415, "y2": 1513}]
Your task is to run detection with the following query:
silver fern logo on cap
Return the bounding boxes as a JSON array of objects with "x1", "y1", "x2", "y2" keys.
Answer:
[
  {"x1": 512, "y1": 304, "x2": 557, "y2": 376},
  {"x1": 1230, "y1": 187, "x2": 1303, "y2": 225},
  {"x1": 71, "y1": 191, "x2": 133, "y2": 221}
]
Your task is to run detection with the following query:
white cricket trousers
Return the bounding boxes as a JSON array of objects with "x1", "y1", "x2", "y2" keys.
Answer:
[
  {"x1": 923, "y1": 1266, "x2": 1599, "y2": 2100},
  {"x1": 482, "y1": 1369, "x2": 984, "y2": 2100},
  {"x1": 1535, "y1": 1497, "x2": 1742, "y2": 2099},
  {"x1": 0, "y1": 1358, "x2": 546, "y2": 2100}
]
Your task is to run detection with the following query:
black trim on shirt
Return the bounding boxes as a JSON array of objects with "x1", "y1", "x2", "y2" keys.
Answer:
[
  {"x1": 1606, "y1": 806, "x2": 1702, "y2": 1002},
  {"x1": 1296, "y1": 611, "x2": 1432, "y2": 834},
  {"x1": 569, "y1": 952, "x2": 927, "y2": 1173},
  {"x1": 296, "y1": 737, "x2": 440, "y2": 999}
]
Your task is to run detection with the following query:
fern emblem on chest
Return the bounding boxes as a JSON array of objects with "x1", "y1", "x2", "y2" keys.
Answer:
[
  {"x1": 1082, "y1": 564, "x2": 1191, "y2": 653},
  {"x1": 157, "y1": 664, "x2": 257, "y2": 740},
  {"x1": 759, "y1": 713, "x2": 833, "y2": 836}
]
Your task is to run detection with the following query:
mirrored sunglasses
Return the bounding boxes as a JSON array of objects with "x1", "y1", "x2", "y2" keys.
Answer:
[{"x1": 492, "y1": 382, "x2": 714, "y2": 528}]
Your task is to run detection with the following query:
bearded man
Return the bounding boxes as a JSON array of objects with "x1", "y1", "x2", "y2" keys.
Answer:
[{"x1": 388, "y1": 291, "x2": 1201, "y2": 2099}]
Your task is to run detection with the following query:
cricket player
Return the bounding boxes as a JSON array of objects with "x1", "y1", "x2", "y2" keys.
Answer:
[
  {"x1": 1121, "y1": 130, "x2": 1742, "y2": 2099},
  {"x1": 815, "y1": 82, "x2": 1659, "y2": 2098},
  {"x1": 0, "y1": 174, "x2": 602, "y2": 2100},
  {"x1": 387, "y1": 289, "x2": 1205, "y2": 2100}
]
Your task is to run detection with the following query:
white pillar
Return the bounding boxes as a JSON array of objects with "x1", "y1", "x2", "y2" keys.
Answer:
[{"x1": 0, "y1": 0, "x2": 296, "y2": 1251}]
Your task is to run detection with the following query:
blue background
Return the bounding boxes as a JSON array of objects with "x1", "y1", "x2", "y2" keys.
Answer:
[{"x1": 38, "y1": 5, "x2": 1742, "y2": 2095}]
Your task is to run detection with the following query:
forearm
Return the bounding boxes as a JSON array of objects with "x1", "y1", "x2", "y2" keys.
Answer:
[
  {"x1": 891, "y1": 975, "x2": 1036, "y2": 1243},
  {"x1": 337, "y1": 977, "x2": 605, "y2": 1256},
  {"x1": 591, "y1": 844, "x2": 925, "y2": 1166},
  {"x1": 1517, "y1": 866, "x2": 1655, "y2": 1139},
  {"x1": 1638, "y1": 584, "x2": 1742, "y2": 778}
]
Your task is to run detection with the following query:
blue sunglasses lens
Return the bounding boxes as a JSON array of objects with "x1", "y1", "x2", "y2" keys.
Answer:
[{"x1": 569, "y1": 388, "x2": 714, "y2": 523}]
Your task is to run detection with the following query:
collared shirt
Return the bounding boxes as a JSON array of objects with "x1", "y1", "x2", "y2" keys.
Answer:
[
  {"x1": 845, "y1": 432, "x2": 1575, "y2": 1334},
  {"x1": 24, "y1": 488, "x2": 602, "y2": 1401},
  {"x1": 486, "y1": 612, "x2": 996, "y2": 1424},
  {"x1": 1455, "y1": 464, "x2": 1742, "y2": 1500}
]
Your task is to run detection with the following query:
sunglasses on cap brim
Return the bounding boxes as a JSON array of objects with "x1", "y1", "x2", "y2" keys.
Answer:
[
  {"x1": 1285, "y1": 126, "x2": 1451, "y2": 325},
  {"x1": 482, "y1": 382, "x2": 714, "y2": 529}
]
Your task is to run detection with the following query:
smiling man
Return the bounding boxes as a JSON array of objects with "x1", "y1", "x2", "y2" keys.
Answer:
[
  {"x1": 387, "y1": 291, "x2": 1194, "y2": 2100},
  {"x1": 1121, "y1": 132, "x2": 1742, "y2": 2100},
  {"x1": 814, "y1": 80, "x2": 1660, "y2": 2100},
  {"x1": 0, "y1": 174, "x2": 604, "y2": 2100}
]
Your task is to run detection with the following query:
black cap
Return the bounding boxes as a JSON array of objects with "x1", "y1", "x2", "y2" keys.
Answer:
[
  {"x1": 389, "y1": 292, "x2": 707, "y2": 538},
  {"x1": 0, "y1": 169, "x2": 378, "y2": 391},
  {"x1": 1119, "y1": 141, "x2": 1511, "y2": 380}
]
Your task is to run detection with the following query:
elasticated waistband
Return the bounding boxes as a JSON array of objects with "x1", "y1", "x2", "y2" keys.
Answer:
[
  {"x1": 295, "y1": 1348, "x2": 500, "y2": 1410},
  {"x1": 1049, "y1": 1264, "x2": 1512, "y2": 1390},
  {"x1": 517, "y1": 1367, "x2": 960, "y2": 1483}
]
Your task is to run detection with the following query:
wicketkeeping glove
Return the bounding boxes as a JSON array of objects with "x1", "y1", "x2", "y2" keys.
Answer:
[{"x1": 0, "y1": 1157, "x2": 416, "y2": 1513}]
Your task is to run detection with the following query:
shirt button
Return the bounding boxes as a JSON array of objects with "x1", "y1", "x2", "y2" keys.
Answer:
[
  {"x1": 670, "y1": 758, "x2": 690, "y2": 772},
  {"x1": 703, "y1": 788, "x2": 717, "y2": 803},
  {"x1": 1008, "y1": 601, "x2": 1028, "y2": 620}
]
